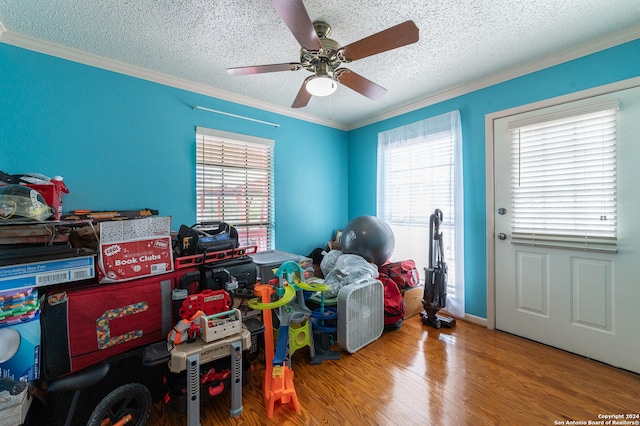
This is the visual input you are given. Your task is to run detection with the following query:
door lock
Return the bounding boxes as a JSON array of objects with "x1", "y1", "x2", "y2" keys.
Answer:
[
  {"x1": 498, "y1": 208, "x2": 507, "y2": 215},
  {"x1": 497, "y1": 233, "x2": 507, "y2": 240}
]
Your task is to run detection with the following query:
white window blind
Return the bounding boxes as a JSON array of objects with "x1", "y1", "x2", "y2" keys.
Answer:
[
  {"x1": 378, "y1": 131, "x2": 455, "y2": 225},
  {"x1": 196, "y1": 127, "x2": 274, "y2": 251},
  {"x1": 509, "y1": 101, "x2": 618, "y2": 252}
]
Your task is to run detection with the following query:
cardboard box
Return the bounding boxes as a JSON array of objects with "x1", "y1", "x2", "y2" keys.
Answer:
[
  {"x1": 327, "y1": 230, "x2": 342, "y2": 251},
  {"x1": 98, "y1": 216, "x2": 173, "y2": 283},
  {"x1": 403, "y1": 285, "x2": 425, "y2": 319},
  {"x1": 0, "y1": 382, "x2": 31, "y2": 426},
  {"x1": 0, "y1": 314, "x2": 40, "y2": 382},
  {"x1": 0, "y1": 256, "x2": 95, "y2": 292}
]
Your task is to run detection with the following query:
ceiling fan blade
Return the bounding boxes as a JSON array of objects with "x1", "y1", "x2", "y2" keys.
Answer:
[
  {"x1": 227, "y1": 63, "x2": 302, "y2": 76},
  {"x1": 336, "y1": 69, "x2": 387, "y2": 100},
  {"x1": 272, "y1": 0, "x2": 322, "y2": 51},
  {"x1": 291, "y1": 80, "x2": 312, "y2": 108},
  {"x1": 342, "y1": 20, "x2": 419, "y2": 62}
]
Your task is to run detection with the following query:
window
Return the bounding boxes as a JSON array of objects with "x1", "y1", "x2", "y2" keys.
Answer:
[
  {"x1": 196, "y1": 127, "x2": 274, "y2": 252},
  {"x1": 508, "y1": 101, "x2": 618, "y2": 252},
  {"x1": 377, "y1": 110, "x2": 464, "y2": 317}
]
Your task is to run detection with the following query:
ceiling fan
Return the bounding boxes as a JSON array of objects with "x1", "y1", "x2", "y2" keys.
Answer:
[{"x1": 226, "y1": 0, "x2": 419, "y2": 108}]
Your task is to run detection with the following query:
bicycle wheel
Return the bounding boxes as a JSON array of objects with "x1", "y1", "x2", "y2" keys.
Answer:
[{"x1": 86, "y1": 382, "x2": 151, "y2": 426}]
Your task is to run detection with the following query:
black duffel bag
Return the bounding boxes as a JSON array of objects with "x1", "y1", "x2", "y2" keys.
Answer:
[{"x1": 175, "y1": 221, "x2": 238, "y2": 256}]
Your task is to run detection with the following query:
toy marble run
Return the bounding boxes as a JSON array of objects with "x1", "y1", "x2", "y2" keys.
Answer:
[{"x1": 247, "y1": 260, "x2": 328, "y2": 418}]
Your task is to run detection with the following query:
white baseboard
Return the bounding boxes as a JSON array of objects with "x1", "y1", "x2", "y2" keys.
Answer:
[{"x1": 460, "y1": 313, "x2": 487, "y2": 327}]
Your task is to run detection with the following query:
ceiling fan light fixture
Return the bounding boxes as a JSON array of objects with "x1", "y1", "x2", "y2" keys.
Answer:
[{"x1": 306, "y1": 75, "x2": 338, "y2": 97}]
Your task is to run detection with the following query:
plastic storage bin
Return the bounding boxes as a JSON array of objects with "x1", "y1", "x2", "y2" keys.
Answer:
[{"x1": 249, "y1": 250, "x2": 312, "y2": 283}]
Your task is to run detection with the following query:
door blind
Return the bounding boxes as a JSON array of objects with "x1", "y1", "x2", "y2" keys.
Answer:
[
  {"x1": 509, "y1": 103, "x2": 618, "y2": 252},
  {"x1": 196, "y1": 128, "x2": 274, "y2": 251}
]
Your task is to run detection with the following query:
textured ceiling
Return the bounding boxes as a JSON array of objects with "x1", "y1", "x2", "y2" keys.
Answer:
[{"x1": 1, "y1": 0, "x2": 639, "y2": 128}]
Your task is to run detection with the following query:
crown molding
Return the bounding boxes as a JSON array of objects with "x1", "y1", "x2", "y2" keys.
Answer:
[
  {"x1": 0, "y1": 30, "x2": 349, "y2": 131},
  {"x1": 1, "y1": 23, "x2": 638, "y2": 133},
  {"x1": 348, "y1": 24, "x2": 640, "y2": 130}
]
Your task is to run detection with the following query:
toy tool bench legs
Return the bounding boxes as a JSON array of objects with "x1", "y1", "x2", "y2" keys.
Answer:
[{"x1": 166, "y1": 323, "x2": 248, "y2": 424}]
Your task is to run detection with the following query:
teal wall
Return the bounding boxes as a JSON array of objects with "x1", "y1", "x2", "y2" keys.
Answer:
[
  {"x1": 347, "y1": 38, "x2": 640, "y2": 318},
  {"x1": 0, "y1": 43, "x2": 348, "y2": 256},
  {"x1": 2, "y1": 38, "x2": 639, "y2": 319}
]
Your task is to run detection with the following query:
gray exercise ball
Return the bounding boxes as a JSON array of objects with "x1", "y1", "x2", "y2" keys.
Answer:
[{"x1": 341, "y1": 216, "x2": 395, "y2": 266}]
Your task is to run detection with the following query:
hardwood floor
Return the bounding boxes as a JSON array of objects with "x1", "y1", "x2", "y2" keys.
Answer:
[{"x1": 148, "y1": 315, "x2": 640, "y2": 425}]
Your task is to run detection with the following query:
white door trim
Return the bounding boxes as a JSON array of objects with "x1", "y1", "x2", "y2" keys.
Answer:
[{"x1": 484, "y1": 76, "x2": 640, "y2": 330}]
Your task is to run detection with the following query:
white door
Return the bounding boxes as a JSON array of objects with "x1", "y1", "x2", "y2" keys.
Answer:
[{"x1": 494, "y1": 85, "x2": 640, "y2": 373}]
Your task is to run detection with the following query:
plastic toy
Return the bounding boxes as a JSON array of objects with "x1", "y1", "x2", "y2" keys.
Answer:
[
  {"x1": 247, "y1": 260, "x2": 328, "y2": 418},
  {"x1": 200, "y1": 367, "x2": 231, "y2": 397},
  {"x1": 307, "y1": 285, "x2": 340, "y2": 365},
  {"x1": 248, "y1": 281, "x2": 298, "y2": 418},
  {"x1": 167, "y1": 310, "x2": 205, "y2": 345},
  {"x1": 274, "y1": 262, "x2": 331, "y2": 366}
]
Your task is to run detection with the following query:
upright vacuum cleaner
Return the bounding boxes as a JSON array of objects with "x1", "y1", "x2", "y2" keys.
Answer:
[{"x1": 421, "y1": 209, "x2": 456, "y2": 329}]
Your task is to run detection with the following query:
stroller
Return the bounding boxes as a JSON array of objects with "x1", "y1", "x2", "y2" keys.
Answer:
[{"x1": 421, "y1": 209, "x2": 456, "y2": 329}]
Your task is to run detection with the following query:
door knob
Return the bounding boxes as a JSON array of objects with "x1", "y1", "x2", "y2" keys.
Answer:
[{"x1": 497, "y1": 233, "x2": 507, "y2": 240}]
